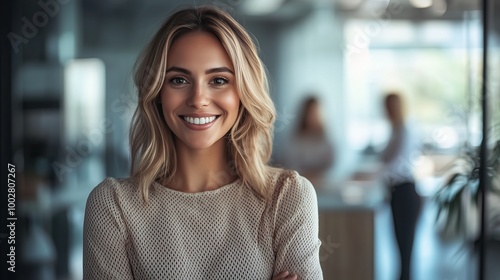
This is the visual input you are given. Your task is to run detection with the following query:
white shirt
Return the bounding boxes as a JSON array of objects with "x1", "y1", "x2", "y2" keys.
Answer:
[{"x1": 380, "y1": 123, "x2": 420, "y2": 186}]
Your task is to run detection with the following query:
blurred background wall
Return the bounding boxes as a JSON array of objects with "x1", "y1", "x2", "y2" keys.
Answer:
[{"x1": 1, "y1": 0, "x2": 500, "y2": 279}]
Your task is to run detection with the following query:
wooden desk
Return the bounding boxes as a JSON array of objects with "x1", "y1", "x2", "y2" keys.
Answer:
[
  {"x1": 317, "y1": 180, "x2": 383, "y2": 280},
  {"x1": 319, "y1": 209, "x2": 374, "y2": 280}
]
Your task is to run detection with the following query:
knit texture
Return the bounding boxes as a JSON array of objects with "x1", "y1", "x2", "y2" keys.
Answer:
[{"x1": 83, "y1": 169, "x2": 322, "y2": 279}]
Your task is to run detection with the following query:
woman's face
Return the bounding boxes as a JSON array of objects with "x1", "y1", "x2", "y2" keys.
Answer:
[
  {"x1": 304, "y1": 102, "x2": 321, "y2": 130},
  {"x1": 160, "y1": 31, "x2": 240, "y2": 150},
  {"x1": 385, "y1": 97, "x2": 403, "y2": 125}
]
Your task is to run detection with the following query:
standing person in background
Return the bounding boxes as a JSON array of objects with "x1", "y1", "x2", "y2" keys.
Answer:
[
  {"x1": 281, "y1": 96, "x2": 335, "y2": 188},
  {"x1": 381, "y1": 92, "x2": 421, "y2": 280},
  {"x1": 83, "y1": 6, "x2": 322, "y2": 280}
]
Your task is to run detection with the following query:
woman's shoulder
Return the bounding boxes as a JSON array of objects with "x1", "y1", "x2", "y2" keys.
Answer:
[
  {"x1": 90, "y1": 177, "x2": 136, "y2": 193},
  {"x1": 267, "y1": 168, "x2": 316, "y2": 201},
  {"x1": 268, "y1": 168, "x2": 301, "y2": 184},
  {"x1": 86, "y1": 177, "x2": 138, "y2": 207},
  {"x1": 265, "y1": 168, "x2": 318, "y2": 225}
]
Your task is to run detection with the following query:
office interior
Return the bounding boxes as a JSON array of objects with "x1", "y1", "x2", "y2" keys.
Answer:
[{"x1": 1, "y1": 0, "x2": 500, "y2": 279}]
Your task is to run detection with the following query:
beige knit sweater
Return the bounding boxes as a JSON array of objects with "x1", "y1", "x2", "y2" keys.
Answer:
[{"x1": 83, "y1": 169, "x2": 323, "y2": 279}]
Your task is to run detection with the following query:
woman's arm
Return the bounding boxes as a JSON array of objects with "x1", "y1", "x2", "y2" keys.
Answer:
[
  {"x1": 83, "y1": 178, "x2": 134, "y2": 280},
  {"x1": 272, "y1": 172, "x2": 323, "y2": 280}
]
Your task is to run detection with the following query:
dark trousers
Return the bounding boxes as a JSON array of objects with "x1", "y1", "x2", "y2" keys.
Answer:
[{"x1": 390, "y1": 181, "x2": 421, "y2": 280}]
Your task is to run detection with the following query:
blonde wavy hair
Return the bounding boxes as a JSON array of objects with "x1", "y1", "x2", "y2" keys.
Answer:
[{"x1": 130, "y1": 6, "x2": 277, "y2": 202}]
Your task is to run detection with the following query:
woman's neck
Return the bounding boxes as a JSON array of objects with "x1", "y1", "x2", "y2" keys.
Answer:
[{"x1": 168, "y1": 138, "x2": 237, "y2": 193}]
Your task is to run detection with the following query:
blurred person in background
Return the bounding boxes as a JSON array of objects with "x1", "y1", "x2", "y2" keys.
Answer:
[
  {"x1": 380, "y1": 92, "x2": 421, "y2": 280},
  {"x1": 281, "y1": 96, "x2": 335, "y2": 188},
  {"x1": 83, "y1": 6, "x2": 322, "y2": 280}
]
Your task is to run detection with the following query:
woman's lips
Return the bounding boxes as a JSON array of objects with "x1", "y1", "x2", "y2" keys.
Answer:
[
  {"x1": 182, "y1": 115, "x2": 218, "y2": 125},
  {"x1": 179, "y1": 115, "x2": 220, "y2": 130}
]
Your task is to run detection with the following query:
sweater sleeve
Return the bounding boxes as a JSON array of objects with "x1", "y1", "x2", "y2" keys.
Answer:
[
  {"x1": 272, "y1": 172, "x2": 323, "y2": 280},
  {"x1": 83, "y1": 178, "x2": 134, "y2": 280}
]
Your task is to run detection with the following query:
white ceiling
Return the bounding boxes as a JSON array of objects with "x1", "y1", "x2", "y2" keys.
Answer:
[
  {"x1": 239, "y1": 0, "x2": 481, "y2": 20},
  {"x1": 81, "y1": 0, "x2": 481, "y2": 21}
]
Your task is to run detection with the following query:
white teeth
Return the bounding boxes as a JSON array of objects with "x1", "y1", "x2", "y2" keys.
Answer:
[{"x1": 183, "y1": 116, "x2": 217, "y2": 125}]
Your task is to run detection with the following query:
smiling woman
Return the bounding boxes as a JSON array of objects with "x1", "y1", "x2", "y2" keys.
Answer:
[
  {"x1": 160, "y1": 32, "x2": 240, "y2": 155},
  {"x1": 83, "y1": 5, "x2": 323, "y2": 280}
]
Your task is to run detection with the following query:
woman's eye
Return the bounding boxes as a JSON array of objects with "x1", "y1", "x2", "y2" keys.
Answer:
[
  {"x1": 170, "y1": 77, "x2": 188, "y2": 84},
  {"x1": 212, "y1": 77, "x2": 228, "y2": 85}
]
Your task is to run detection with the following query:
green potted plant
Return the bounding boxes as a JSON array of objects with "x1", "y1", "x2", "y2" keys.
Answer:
[{"x1": 434, "y1": 133, "x2": 500, "y2": 242}]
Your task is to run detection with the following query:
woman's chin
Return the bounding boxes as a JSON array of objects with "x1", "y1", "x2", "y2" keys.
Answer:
[{"x1": 179, "y1": 140, "x2": 219, "y2": 151}]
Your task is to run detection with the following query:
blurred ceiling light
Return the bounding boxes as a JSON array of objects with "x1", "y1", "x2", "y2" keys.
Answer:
[
  {"x1": 359, "y1": 0, "x2": 390, "y2": 16},
  {"x1": 409, "y1": 0, "x2": 433, "y2": 8},
  {"x1": 335, "y1": 0, "x2": 363, "y2": 10},
  {"x1": 240, "y1": 0, "x2": 286, "y2": 15},
  {"x1": 431, "y1": 0, "x2": 447, "y2": 16}
]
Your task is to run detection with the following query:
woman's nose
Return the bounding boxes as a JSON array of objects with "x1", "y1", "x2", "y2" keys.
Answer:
[{"x1": 187, "y1": 83, "x2": 209, "y2": 108}]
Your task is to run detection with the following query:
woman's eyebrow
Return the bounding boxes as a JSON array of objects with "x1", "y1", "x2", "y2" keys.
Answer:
[
  {"x1": 166, "y1": 66, "x2": 190, "y2": 74},
  {"x1": 165, "y1": 66, "x2": 234, "y2": 75},
  {"x1": 205, "y1": 67, "x2": 234, "y2": 75}
]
